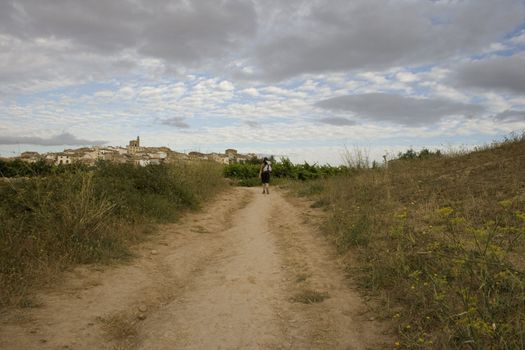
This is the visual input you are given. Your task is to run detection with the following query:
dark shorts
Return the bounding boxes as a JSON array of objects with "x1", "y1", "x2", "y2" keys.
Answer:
[{"x1": 261, "y1": 171, "x2": 270, "y2": 184}]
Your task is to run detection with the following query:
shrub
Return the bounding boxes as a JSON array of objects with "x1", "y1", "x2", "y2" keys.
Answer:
[
  {"x1": 223, "y1": 157, "x2": 348, "y2": 186},
  {"x1": 223, "y1": 162, "x2": 259, "y2": 180},
  {"x1": 0, "y1": 159, "x2": 90, "y2": 177},
  {"x1": 397, "y1": 148, "x2": 442, "y2": 160}
]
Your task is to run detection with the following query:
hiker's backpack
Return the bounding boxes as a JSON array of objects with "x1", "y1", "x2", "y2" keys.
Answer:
[{"x1": 264, "y1": 161, "x2": 272, "y2": 173}]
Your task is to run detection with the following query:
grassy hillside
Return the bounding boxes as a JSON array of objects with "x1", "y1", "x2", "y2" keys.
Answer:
[
  {"x1": 0, "y1": 160, "x2": 224, "y2": 308},
  {"x1": 291, "y1": 135, "x2": 525, "y2": 349}
]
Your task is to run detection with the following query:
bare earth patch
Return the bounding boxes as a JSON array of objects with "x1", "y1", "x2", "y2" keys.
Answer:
[{"x1": 0, "y1": 187, "x2": 389, "y2": 349}]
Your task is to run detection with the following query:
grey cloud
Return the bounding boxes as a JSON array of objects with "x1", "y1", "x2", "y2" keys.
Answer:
[
  {"x1": 1, "y1": 0, "x2": 524, "y2": 86},
  {"x1": 493, "y1": 110, "x2": 525, "y2": 122},
  {"x1": 0, "y1": 132, "x2": 106, "y2": 146},
  {"x1": 1, "y1": 0, "x2": 256, "y2": 62},
  {"x1": 0, "y1": 0, "x2": 140, "y2": 53},
  {"x1": 453, "y1": 55, "x2": 525, "y2": 94},
  {"x1": 316, "y1": 93, "x2": 484, "y2": 125},
  {"x1": 244, "y1": 121, "x2": 260, "y2": 128},
  {"x1": 161, "y1": 117, "x2": 190, "y2": 129},
  {"x1": 0, "y1": 34, "x2": 139, "y2": 94},
  {"x1": 139, "y1": 1, "x2": 256, "y2": 65},
  {"x1": 0, "y1": 0, "x2": 258, "y2": 93},
  {"x1": 251, "y1": 0, "x2": 525, "y2": 80},
  {"x1": 319, "y1": 117, "x2": 356, "y2": 126}
]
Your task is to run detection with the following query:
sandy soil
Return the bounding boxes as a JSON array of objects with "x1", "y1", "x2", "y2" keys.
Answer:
[{"x1": 0, "y1": 187, "x2": 389, "y2": 349}]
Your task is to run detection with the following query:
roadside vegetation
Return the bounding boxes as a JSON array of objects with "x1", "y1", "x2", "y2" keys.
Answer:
[
  {"x1": 224, "y1": 156, "x2": 349, "y2": 186},
  {"x1": 289, "y1": 135, "x2": 525, "y2": 349},
  {"x1": 0, "y1": 160, "x2": 224, "y2": 308}
]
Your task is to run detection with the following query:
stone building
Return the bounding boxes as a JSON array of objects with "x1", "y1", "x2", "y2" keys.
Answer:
[
  {"x1": 225, "y1": 149, "x2": 237, "y2": 157},
  {"x1": 20, "y1": 152, "x2": 41, "y2": 163},
  {"x1": 127, "y1": 136, "x2": 143, "y2": 154},
  {"x1": 188, "y1": 151, "x2": 208, "y2": 160},
  {"x1": 56, "y1": 154, "x2": 72, "y2": 165}
]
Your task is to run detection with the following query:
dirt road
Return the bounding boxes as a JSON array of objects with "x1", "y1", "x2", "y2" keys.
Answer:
[{"x1": 0, "y1": 187, "x2": 388, "y2": 349}]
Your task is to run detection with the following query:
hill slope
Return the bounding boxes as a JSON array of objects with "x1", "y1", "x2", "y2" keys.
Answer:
[{"x1": 295, "y1": 136, "x2": 525, "y2": 349}]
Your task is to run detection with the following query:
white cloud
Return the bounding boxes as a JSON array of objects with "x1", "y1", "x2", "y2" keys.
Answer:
[
  {"x1": 358, "y1": 72, "x2": 389, "y2": 85},
  {"x1": 218, "y1": 80, "x2": 234, "y2": 91},
  {"x1": 482, "y1": 92, "x2": 512, "y2": 112},
  {"x1": 261, "y1": 86, "x2": 307, "y2": 98},
  {"x1": 509, "y1": 96, "x2": 525, "y2": 106},
  {"x1": 395, "y1": 71, "x2": 419, "y2": 83},
  {"x1": 420, "y1": 67, "x2": 450, "y2": 81},
  {"x1": 137, "y1": 83, "x2": 186, "y2": 101},
  {"x1": 509, "y1": 30, "x2": 525, "y2": 45},
  {"x1": 95, "y1": 90, "x2": 114, "y2": 98},
  {"x1": 116, "y1": 86, "x2": 135, "y2": 99},
  {"x1": 422, "y1": 82, "x2": 470, "y2": 103},
  {"x1": 298, "y1": 79, "x2": 319, "y2": 91},
  {"x1": 242, "y1": 87, "x2": 259, "y2": 96}
]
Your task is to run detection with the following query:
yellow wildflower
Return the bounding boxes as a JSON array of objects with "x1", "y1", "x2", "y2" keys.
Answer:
[
  {"x1": 438, "y1": 207, "x2": 454, "y2": 217},
  {"x1": 498, "y1": 199, "x2": 512, "y2": 208},
  {"x1": 515, "y1": 211, "x2": 525, "y2": 222}
]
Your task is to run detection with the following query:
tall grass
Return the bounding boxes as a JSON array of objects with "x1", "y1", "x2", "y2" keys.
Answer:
[
  {"x1": 0, "y1": 160, "x2": 224, "y2": 307},
  {"x1": 292, "y1": 135, "x2": 525, "y2": 349}
]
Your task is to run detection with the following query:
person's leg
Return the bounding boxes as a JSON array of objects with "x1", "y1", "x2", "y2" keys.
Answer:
[{"x1": 262, "y1": 173, "x2": 269, "y2": 194}]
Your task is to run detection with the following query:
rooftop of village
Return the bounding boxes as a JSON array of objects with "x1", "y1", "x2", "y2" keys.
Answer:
[{"x1": 9, "y1": 136, "x2": 258, "y2": 166}]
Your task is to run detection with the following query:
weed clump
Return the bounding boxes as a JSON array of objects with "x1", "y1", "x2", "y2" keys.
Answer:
[
  {"x1": 292, "y1": 289, "x2": 329, "y2": 304},
  {"x1": 98, "y1": 311, "x2": 138, "y2": 349}
]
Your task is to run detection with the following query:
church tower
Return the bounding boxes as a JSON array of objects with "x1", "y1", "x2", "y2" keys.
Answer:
[{"x1": 127, "y1": 136, "x2": 142, "y2": 154}]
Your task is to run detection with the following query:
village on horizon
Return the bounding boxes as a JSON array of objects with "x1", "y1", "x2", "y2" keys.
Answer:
[{"x1": 2, "y1": 136, "x2": 259, "y2": 167}]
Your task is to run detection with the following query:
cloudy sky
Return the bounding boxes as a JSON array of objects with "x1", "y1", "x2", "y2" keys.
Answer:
[{"x1": 1, "y1": 0, "x2": 525, "y2": 164}]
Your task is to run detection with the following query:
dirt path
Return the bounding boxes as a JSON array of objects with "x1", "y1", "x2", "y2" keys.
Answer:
[{"x1": 0, "y1": 187, "x2": 389, "y2": 349}]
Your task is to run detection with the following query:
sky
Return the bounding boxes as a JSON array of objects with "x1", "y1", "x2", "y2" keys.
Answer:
[{"x1": 1, "y1": 0, "x2": 525, "y2": 165}]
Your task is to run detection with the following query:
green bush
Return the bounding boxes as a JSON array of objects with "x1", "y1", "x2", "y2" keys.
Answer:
[
  {"x1": 397, "y1": 148, "x2": 442, "y2": 160},
  {"x1": 224, "y1": 157, "x2": 348, "y2": 183},
  {"x1": 223, "y1": 162, "x2": 259, "y2": 180},
  {"x1": 0, "y1": 159, "x2": 89, "y2": 177}
]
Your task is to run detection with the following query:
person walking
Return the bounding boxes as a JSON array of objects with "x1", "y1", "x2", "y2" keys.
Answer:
[{"x1": 259, "y1": 157, "x2": 272, "y2": 194}]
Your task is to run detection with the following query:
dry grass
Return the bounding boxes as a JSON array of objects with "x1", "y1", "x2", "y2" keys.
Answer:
[
  {"x1": 98, "y1": 312, "x2": 138, "y2": 341},
  {"x1": 291, "y1": 289, "x2": 329, "y2": 304},
  {"x1": 292, "y1": 134, "x2": 525, "y2": 349},
  {"x1": 0, "y1": 161, "x2": 225, "y2": 309}
]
